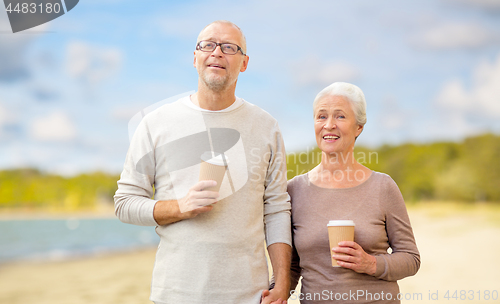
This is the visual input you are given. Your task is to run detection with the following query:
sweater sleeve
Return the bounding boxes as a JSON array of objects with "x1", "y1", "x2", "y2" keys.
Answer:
[
  {"x1": 269, "y1": 217, "x2": 300, "y2": 292},
  {"x1": 373, "y1": 175, "x2": 421, "y2": 281},
  {"x1": 263, "y1": 122, "x2": 292, "y2": 247},
  {"x1": 114, "y1": 119, "x2": 158, "y2": 226}
]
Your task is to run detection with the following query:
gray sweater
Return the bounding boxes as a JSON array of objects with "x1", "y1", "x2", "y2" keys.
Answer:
[
  {"x1": 114, "y1": 96, "x2": 291, "y2": 304},
  {"x1": 288, "y1": 172, "x2": 420, "y2": 304}
]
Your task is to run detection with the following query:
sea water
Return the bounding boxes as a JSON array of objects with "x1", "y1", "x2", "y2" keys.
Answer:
[{"x1": 0, "y1": 218, "x2": 159, "y2": 263}]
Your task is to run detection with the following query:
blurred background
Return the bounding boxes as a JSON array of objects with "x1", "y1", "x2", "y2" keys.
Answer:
[{"x1": 1, "y1": 0, "x2": 499, "y2": 303}]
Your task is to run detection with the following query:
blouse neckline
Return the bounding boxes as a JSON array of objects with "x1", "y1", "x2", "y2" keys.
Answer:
[{"x1": 304, "y1": 170, "x2": 375, "y2": 191}]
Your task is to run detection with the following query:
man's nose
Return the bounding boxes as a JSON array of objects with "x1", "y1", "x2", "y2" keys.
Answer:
[{"x1": 211, "y1": 45, "x2": 224, "y2": 56}]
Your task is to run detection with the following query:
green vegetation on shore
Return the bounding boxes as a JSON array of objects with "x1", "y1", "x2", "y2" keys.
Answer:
[
  {"x1": 287, "y1": 133, "x2": 500, "y2": 202},
  {"x1": 0, "y1": 169, "x2": 119, "y2": 211},
  {"x1": 0, "y1": 133, "x2": 499, "y2": 211}
]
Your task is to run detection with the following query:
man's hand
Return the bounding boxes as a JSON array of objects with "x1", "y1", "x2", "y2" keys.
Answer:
[
  {"x1": 261, "y1": 289, "x2": 287, "y2": 304},
  {"x1": 263, "y1": 243, "x2": 291, "y2": 304},
  {"x1": 178, "y1": 180, "x2": 220, "y2": 213},
  {"x1": 153, "y1": 180, "x2": 219, "y2": 225}
]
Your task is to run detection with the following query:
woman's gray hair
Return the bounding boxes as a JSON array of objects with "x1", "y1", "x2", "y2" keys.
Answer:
[{"x1": 313, "y1": 82, "x2": 367, "y2": 127}]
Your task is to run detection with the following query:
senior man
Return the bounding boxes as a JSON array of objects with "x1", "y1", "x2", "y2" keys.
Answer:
[{"x1": 114, "y1": 20, "x2": 291, "y2": 304}]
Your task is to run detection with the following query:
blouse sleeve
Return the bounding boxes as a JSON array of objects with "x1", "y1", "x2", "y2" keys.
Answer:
[
  {"x1": 289, "y1": 240, "x2": 302, "y2": 292},
  {"x1": 288, "y1": 176, "x2": 302, "y2": 292},
  {"x1": 373, "y1": 175, "x2": 421, "y2": 281}
]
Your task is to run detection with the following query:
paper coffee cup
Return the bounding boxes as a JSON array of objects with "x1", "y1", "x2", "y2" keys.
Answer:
[
  {"x1": 199, "y1": 152, "x2": 228, "y2": 192},
  {"x1": 327, "y1": 220, "x2": 355, "y2": 267}
]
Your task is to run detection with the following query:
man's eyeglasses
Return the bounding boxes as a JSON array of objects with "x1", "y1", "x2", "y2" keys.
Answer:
[{"x1": 196, "y1": 40, "x2": 246, "y2": 56}]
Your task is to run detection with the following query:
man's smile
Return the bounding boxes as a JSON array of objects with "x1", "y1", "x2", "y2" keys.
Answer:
[{"x1": 207, "y1": 63, "x2": 226, "y2": 69}]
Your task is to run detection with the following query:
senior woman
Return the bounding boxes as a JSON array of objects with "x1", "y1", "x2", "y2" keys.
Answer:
[{"x1": 286, "y1": 82, "x2": 420, "y2": 304}]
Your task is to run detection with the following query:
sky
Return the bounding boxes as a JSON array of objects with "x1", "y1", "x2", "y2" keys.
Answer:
[{"x1": 0, "y1": 0, "x2": 500, "y2": 176}]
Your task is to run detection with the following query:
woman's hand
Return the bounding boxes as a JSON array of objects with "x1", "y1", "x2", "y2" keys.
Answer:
[{"x1": 332, "y1": 241, "x2": 377, "y2": 275}]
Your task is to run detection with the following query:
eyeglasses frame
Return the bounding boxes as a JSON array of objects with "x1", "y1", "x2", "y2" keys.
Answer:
[{"x1": 196, "y1": 40, "x2": 246, "y2": 56}]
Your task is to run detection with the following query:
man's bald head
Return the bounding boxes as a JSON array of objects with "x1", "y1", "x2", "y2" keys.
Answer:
[{"x1": 197, "y1": 20, "x2": 247, "y2": 54}]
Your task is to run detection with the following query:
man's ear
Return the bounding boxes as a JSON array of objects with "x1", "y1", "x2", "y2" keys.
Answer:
[
  {"x1": 193, "y1": 51, "x2": 197, "y2": 68},
  {"x1": 240, "y1": 55, "x2": 249, "y2": 72}
]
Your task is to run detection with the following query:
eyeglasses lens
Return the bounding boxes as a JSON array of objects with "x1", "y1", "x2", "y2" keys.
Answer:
[{"x1": 198, "y1": 41, "x2": 239, "y2": 55}]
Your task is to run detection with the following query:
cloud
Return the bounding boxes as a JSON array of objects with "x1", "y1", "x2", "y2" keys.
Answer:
[
  {"x1": 435, "y1": 53, "x2": 500, "y2": 117},
  {"x1": 30, "y1": 111, "x2": 77, "y2": 142},
  {"x1": 412, "y1": 22, "x2": 500, "y2": 49},
  {"x1": 0, "y1": 103, "x2": 7, "y2": 124},
  {"x1": 66, "y1": 41, "x2": 123, "y2": 86},
  {"x1": 0, "y1": 10, "x2": 51, "y2": 82},
  {"x1": 0, "y1": 102, "x2": 22, "y2": 139},
  {"x1": 0, "y1": 103, "x2": 9, "y2": 137},
  {"x1": 0, "y1": 38, "x2": 31, "y2": 81},
  {"x1": 157, "y1": 17, "x2": 205, "y2": 40},
  {"x1": 377, "y1": 96, "x2": 410, "y2": 130},
  {"x1": 293, "y1": 57, "x2": 361, "y2": 87},
  {"x1": 443, "y1": 0, "x2": 500, "y2": 10},
  {"x1": 30, "y1": 83, "x2": 60, "y2": 101},
  {"x1": 431, "y1": 53, "x2": 500, "y2": 140},
  {"x1": 0, "y1": 14, "x2": 31, "y2": 81}
]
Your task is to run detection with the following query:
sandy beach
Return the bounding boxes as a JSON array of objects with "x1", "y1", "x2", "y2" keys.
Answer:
[
  {"x1": 0, "y1": 248, "x2": 157, "y2": 304},
  {"x1": 396, "y1": 203, "x2": 500, "y2": 304},
  {"x1": 1, "y1": 203, "x2": 499, "y2": 304}
]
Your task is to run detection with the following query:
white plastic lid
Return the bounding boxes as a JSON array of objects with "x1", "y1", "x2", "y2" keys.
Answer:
[
  {"x1": 201, "y1": 151, "x2": 229, "y2": 166},
  {"x1": 327, "y1": 220, "x2": 355, "y2": 226}
]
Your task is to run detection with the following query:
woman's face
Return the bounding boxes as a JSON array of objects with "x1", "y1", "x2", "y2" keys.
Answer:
[{"x1": 314, "y1": 95, "x2": 363, "y2": 156}]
